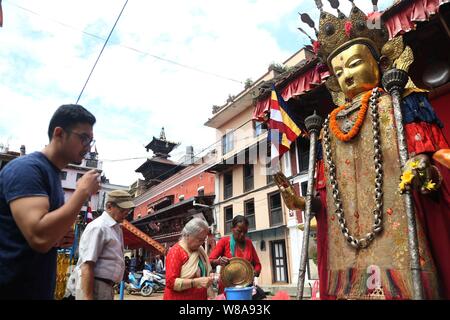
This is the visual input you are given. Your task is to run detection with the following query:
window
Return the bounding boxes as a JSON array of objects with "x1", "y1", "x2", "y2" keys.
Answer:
[
  {"x1": 222, "y1": 132, "x2": 234, "y2": 155},
  {"x1": 301, "y1": 181, "x2": 308, "y2": 197},
  {"x1": 254, "y1": 121, "x2": 267, "y2": 137},
  {"x1": 76, "y1": 173, "x2": 84, "y2": 181},
  {"x1": 244, "y1": 199, "x2": 256, "y2": 230},
  {"x1": 224, "y1": 171, "x2": 233, "y2": 199},
  {"x1": 297, "y1": 137, "x2": 310, "y2": 173},
  {"x1": 271, "y1": 240, "x2": 288, "y2": 283},
  {"x1": 85, "y1": 159, "x2": 98, "y2": 168},
  {"x1": 269, "y1": 192, "x2": 283, "y2": 226},
  {"x1": 243, "y1": 164, "x2": 254, "y2": 192},
  {"x1": 282, "y1": 150, "x2": 292, "y2": 177},
  {"x1": 60, "y1": 171, "x2": 67, "y2": 180},
  {"x1": 224, "y1": 206, "x2": 233, "y2": 234}
]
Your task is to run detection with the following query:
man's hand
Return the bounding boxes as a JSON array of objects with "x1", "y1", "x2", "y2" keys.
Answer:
[
  {"x1": 80, "y1": 262, "x2": 95, "y2": 300},
  {"x1": 76, "y1": 170, "x2": 101, "y2": 196}
]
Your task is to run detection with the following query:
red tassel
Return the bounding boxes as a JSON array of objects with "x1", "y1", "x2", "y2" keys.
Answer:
[
  {"x1": 345, "y1": 21, "x2": 353, "y2": 37},
  {"x1": 313, "y1": 40, "x2": 321, "y2": 54}
]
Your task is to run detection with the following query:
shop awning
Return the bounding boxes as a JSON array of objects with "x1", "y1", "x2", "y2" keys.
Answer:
[
  {"x1": 253, "y1": 63, "x2": 329, "y2": 122},
  {"x1": 121, "y1": 220, "x2": 166, "y2": 254},
  {"x1": 383, "y1": 0, "x2": 449, "y2": 39}
]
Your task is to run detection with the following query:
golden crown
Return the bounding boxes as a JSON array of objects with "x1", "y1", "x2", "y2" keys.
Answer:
[{"x1": 298, "y1": 0, "x2": 389, "y2": 65}]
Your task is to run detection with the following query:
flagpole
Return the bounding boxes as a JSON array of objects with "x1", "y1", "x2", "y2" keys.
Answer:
[
  {"x1": 382, "y1": 69, "x2": 424, "y2": 300},
  {"x1": 297, "y1": 111, "x2": 323, "y2": 300}
]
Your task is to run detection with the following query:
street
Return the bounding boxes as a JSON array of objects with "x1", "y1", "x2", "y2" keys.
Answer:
[{"x1": 115, "y1": 292, "x2": 163, "y2": 300}]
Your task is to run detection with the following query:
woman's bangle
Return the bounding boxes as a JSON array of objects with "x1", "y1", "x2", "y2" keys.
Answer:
[{"x1": 191, "y1": 278, "x2": 195, "y2": 288}]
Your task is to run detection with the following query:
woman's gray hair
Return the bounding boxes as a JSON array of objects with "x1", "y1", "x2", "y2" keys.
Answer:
[{"x1": 181, "y1": 217, "x2": 209, "y2": 238}]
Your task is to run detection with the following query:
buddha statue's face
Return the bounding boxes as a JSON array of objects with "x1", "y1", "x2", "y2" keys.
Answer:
[{"x1": 330, "y1": 44, "x2": 380, "y2": 100}]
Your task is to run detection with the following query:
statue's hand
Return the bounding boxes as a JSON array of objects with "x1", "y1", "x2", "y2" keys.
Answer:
[
  {"x1": 400, "y1": 154, "x2": 442, "y2": 194},
  {"x1": 274, "y1": 172, "x2": 306, "y2": 210}
]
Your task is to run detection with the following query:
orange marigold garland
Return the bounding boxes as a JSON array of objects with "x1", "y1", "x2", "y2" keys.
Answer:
[{"x1": 330, "y1": 88, "x2": 383, "y2": 142}]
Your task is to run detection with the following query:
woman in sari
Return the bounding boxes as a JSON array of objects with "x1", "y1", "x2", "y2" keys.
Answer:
[
  {"x1": 209, "y1": 215, "x2": 262, "y2": 296},
  {"x1": 163, "y1": 218, "x2": 213, "y2": 300}
]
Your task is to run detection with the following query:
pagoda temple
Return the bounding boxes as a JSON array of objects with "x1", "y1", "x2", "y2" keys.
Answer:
[{"x1": 135, "y1": 128, "x2": 186, "y2": 190}]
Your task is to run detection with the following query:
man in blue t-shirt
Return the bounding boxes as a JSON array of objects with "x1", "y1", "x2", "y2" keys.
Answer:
[{"x1": 0, "y1": 104, "x2": 101, "y2": 299}]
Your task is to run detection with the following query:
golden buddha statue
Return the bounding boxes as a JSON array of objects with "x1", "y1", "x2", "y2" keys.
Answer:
[{"x1": 275, "y1": 0, "x2": 450, "y2": 300}]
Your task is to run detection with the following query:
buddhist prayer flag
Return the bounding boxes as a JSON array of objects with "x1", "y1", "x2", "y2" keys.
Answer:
[
  {"x1": 85, "y1": 204, "x2": 93, "y2": 223},
  {"x1": 268, "y1": 86, "x2": 302, "y2": 161}
]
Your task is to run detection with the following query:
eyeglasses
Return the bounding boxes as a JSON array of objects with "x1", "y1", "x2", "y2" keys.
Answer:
[{"x1": 68, "y1": 131, "x2": 95, "y2": 147}]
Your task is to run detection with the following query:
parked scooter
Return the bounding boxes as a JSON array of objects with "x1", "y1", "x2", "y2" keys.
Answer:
[
  {"x1": 148, "y1": 271, "x2": 166, "y2": 292},
  {"x1": 126, "y1": 270, "x2": 154, "y2": 296}
]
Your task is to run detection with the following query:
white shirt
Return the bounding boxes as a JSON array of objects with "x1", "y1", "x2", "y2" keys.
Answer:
[
  {"x1": 156, "y1": 259, "x2": 164, "y2": 272},
  {"x1": 76, "y1": 212, "x2": 125, "y2": 283}
]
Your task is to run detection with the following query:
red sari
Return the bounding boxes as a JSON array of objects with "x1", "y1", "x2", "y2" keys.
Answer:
[
  {"x1": 163, "y1": 243, "x2": 208, "y2": 300},
  {"x1": 209, "y1": 236, "x2": 262, "y2": 293}
]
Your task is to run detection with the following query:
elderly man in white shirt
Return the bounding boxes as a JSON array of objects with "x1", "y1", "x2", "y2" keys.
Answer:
[{"x1": 75, "y1": 190, "x2": 134, "y2": 300}]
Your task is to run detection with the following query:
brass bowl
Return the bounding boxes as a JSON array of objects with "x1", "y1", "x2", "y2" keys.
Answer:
[{"x1": 220, "y1": 257, "x2": 254, "y2": 288}]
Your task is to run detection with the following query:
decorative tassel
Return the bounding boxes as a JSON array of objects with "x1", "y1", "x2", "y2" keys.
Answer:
[
  {"x1": 299, "y1": 13, "x2": 319, "y2": 36},
  {"x1": 372, "y1": 0, "x2": 379, "y2": 12},
  {"x1": 386, "y1": 269, "x2": 411, "y2": 299},
  {"x1": 314, "y1": 0, "x2": 324, "y2": 11},
  {"x1": 328, "y1": 0, "x2": 340, "y2": 9},
  {"x1": 328, "y1": 0, "x2": 346, "y2": 18},
  {"x1": 337, "y1": 9, "x2": 346, "y2": 19}
]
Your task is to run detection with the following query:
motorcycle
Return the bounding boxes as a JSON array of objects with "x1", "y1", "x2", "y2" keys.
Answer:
[
  {"x1": 125, "y1": 270, "x2": 154, "y2": 297},
  {"x1": 148, "y1": 271, "x2": 165, "y2": 292}
]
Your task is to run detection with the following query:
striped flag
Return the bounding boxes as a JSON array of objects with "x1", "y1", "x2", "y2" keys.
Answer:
[
  {"x1": 85, "y1": 204, "x2": 93, "y2": 223},
  {"x1": 268, "y1": 86, "x2": 302, "y2": 162}
]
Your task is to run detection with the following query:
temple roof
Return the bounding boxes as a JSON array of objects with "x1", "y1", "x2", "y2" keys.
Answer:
[{"x1": 144, "y1": 127, "x2": 180, "y2": 158}]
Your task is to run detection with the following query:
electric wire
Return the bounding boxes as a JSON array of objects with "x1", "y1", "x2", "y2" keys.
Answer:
[
  {"x1": 6, "y1": 0, "x2": 243, "y2": 84},
  {"x1": 76, "y1": 0, "x2": 129, "y2": 104}
]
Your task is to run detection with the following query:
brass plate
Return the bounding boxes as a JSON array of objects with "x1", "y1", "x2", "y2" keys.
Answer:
[{"x1": 220, "y1": 257, "x2": 254, "y2": 288}]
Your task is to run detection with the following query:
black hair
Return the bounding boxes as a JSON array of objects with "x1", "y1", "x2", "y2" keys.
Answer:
[
  {"x1": 232, "y1": 215, "x2": 249, "y2": 228},
  {"x1": 47, "y1": 104, "x2": 96, "y2": 141}
]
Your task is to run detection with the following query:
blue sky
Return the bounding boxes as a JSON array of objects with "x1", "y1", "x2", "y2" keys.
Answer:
[{"x1": 0, "y1": 0, "x2": 393, "y2": 185}]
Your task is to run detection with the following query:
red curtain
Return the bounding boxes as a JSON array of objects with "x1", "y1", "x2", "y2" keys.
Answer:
[
  {"x1": 383, "y1": 0, "x2": 446, "y2": 39},
  {"x1": 253, "y1": 64, "x2": 329, "y2": 121}
]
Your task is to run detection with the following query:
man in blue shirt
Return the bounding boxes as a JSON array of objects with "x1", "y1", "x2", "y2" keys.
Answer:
[{"x1": 0, "y1": 104, "x2": 101, "y2": 299}]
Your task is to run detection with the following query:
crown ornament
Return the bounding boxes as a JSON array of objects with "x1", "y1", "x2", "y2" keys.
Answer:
[{"x1": 299, "y1": 0, "x2": 389, "y2": 66}]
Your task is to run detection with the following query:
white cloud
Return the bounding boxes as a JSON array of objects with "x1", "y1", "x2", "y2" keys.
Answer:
[{"x1": 0, "y1": 0, "x2": 395, "y2": 185}]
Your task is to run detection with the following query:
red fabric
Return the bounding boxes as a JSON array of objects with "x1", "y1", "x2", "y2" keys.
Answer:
[
  {"x1": 315, "y1": 159, "x2": 326, "y2": 191},
  {"x1": 163, "y1": 243, "x2": 208, "y2": 300},
  {"x1": 383, "y1": 0, "x2": 445, "y2": 39},
  {"x1": 209, "y1": 236, "x2": 262, "y2": 293},
  {"x1": 253, "y1": 64, "x2": 329, "y2": 121},
  {"x1": 253, "y1": 98, "x2": 271, "y2": 122},
  {"x1": 412, "y1": 160, "x2": 450, "y2": 299},
  {"x1": 315, "y1": 184, "x2": 334, "y2": 300},
  {"x1": 405, "y1": 122, "x2": 450, "y2": 155}
]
